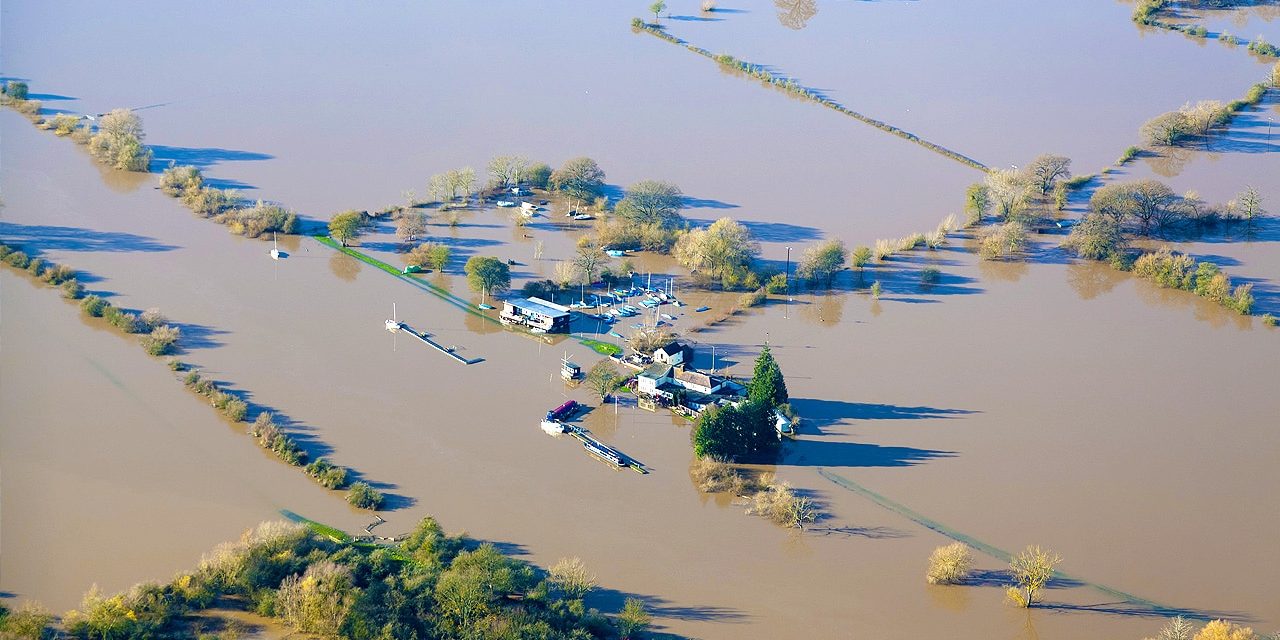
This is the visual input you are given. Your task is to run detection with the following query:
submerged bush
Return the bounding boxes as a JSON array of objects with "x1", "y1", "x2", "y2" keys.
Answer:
[
  {"x1": 746, "y1": 476, "x2": 816, "y2": 529},
  {"x1": 346, "y1": 481, "x2": 385, "y2": 510},
  {"x1": 926, "y1": 542, "x2": 973, "y2": 585},
  {"x1": 690, "y1": 457, "x2": 748, "y2": 494},
  {"x1": 104, "y1": 306, "x2": 143, "y2": 333},
  {"x1": 160, "y1": 164, "x2": 204, "y2": 197},
  {"x1": 304, "y1": 458, "x2": 349, "y2": 489},
  {"x1": 80, "y1": 295, "x2": 109, "y2": 317},
  {"x1": 215, "y1": 201, "x2": 298, "y2": 237},
  {"x1": 61, "y1": 278, "x2": 84, "y2": 299},
  {"x1": 184, "y1": 186, "x2": 239, "y2": 217},
  {"x1": 142, "y1": 324, "x2": 181, "y2": 356},
  {"x1": 977, "y1": 221, "x2": 1028, "y2": 260},
  {"x1": 88, "y1": 109, "x2": 153, "y2": 171}
]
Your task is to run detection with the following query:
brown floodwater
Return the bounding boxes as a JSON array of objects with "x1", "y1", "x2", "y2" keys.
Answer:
[{"x1": 3, "y1": 1, "x2": 1279, "y2": 638}]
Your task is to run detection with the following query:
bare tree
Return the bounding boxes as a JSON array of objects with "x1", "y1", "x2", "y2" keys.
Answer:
[
  {"x1": 487, "y1": 155, "x2": 529, "y2": 187},
  {"x1": 1005, "y1": 545, "x2": 1061, "y2": 608},
  {"x1": 1237, "y1": 185, "x2": 1265, "y2": 222},
  {"x1": 584, "y1": 359, "x2": 621, "y2": 404},
  {"x1": 984, "y1": 169, "x2": 1033, "y2": 220},
  {"x1": 396, "y1": 211, "x2": 426, "y2": 243},
  {"x1": 1028, "y1": 154, "x2": 1071, "y2": 196}
]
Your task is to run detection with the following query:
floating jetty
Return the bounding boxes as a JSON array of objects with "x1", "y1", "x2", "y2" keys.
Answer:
[
  {"x1": 539, "y1": 403, "x2": 647, "y2": 474},
  {"x1": 385, "y1": 309, "x2": 480, "y2": 365}
]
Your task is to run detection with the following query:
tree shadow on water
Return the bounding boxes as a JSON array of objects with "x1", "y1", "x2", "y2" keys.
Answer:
[
  {"x1": 790, "y1": 398, "x2": 977, "y2": 428},
  {"x1": 149, "y1": 145, "x2": 273, "y2": 170},
  {"x1": 0, "y1": 222, "x2": 178, "y2": 253},
  {"x1": 783, "y1": 440, "x2": 954, "y2": 467}
]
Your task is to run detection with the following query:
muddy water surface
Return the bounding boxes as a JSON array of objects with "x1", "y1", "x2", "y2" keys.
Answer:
[
  {"x1": 4, "y1": 2, "x2": 1280, "y2": 638},
  {"x1": 660, "y1": 0, "x2": 1277, "y2": 173}
]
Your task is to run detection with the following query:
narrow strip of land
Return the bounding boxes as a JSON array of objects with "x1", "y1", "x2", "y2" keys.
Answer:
[{"x1": 632, "y1": 20, "x2": 990, "y2": 172}]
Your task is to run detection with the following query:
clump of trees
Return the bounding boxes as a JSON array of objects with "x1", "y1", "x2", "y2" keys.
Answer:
[
  {"x1": 0, "y1": 601, "x2": 54, "y2": 638},
  {"x1": 1, "y1": 80, "x2": 43, "y2": 119},
  {"x1": 925, "y1": 542, "x2": 973, "y2": 585},
  {"x1": 428, "y1": 167, "x2": 477, "y2": 206},
  {"x1": 249, "y1": 411, "x2": 307, "y2": 466},
  {"x1": 1140, "y1": 101, "x2": 1230, "y2": 146},
  {"x1": 796, "y1": 238, "x2": 847, "y2": 287},
  {"x1": 1142, "y1": 617, "x2": 1263, "y2": 640},
  {"x1": 614, "y1": 180, "x2": 684, "y2": 227},
  {"x1": 1132, "y1": 247, "x2": 1254, "y2": 314},
  {"x1": 692, "y1": 345, "x2": 787, "y2": 461},
  {"x1": 464, "y1": 256, "x2": 511, "y2": 299},
  {"x1": 160, "y1": 164, "x2": 298, "y2": 236},
  {"x1": 692, "y1": 400, "x2": 776, "y2": 460},
  {"x1": 1063, "y1": 214, "x2": 1128, "y2": 263},
  {"x1": 977, "y1": 221, "x2": 1028, "y2": 260},
  {"x1": 304, "y1": 458, "x2": 350, "y2": 490},
  {"x1": 329, "y1": 210, "x2": 364, "y2": 247},
  {"x1": 87, "y1": 109, "x2": 153, "y2": 171},
  {"x1": 746, "y1": 474, "x2": 817, "y2": 528},
  {"x1": 43, "y1": 517, "x2": 636, "y2": 639},
  {"x1": 406, "y1": 241, "x2": 452, "y2": 271},
  {"x1": 673, "y1": 217, "x2": 760, "y2": 287},
  {"x1": 550, "y1": 157, "x2": 606, "y2": 204},
  {"x1": 346, "y1": 481, "x2": 385, "y2": 510},
  {"x1": 396, "y1": 210, "x2": 426, "y2": 243}
]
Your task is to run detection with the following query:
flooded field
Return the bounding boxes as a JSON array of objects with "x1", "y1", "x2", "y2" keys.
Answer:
[
  {"x1": 0, "y1": 0, "x2": 977, "y2": 260},
  {"x1": 659, "y1": 0, "x2": 1277, "y2": 173},
  {"x1": 3, "y1": 1, "x2": 1279, "y2": 638}
]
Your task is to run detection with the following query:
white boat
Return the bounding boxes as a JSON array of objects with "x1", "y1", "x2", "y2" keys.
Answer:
[
  {"x1": 385, "y1": 302, "x2": 401, "y2": 333},
  {"x1": 496, "y1": 200, "x2": 517, "y2": 207},
  {"x1": 270, "y1": 233, "x2": 281, "y2": 260},
  {"x1": 541, "y1": 420, "x2": 568, "y2": 435}
]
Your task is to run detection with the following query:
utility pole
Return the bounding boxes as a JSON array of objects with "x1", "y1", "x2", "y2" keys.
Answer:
[{"x1": 784, "y1": 246, "x2": 792, "y2": 319}]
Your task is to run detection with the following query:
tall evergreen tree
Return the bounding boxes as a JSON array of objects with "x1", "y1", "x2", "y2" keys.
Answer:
[{"x1": 748, "y1": 345, "x2": 788, "y2": 408}]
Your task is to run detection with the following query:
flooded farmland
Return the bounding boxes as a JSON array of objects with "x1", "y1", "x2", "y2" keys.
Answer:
[{"x1": 3, "y1": 1, "x2": 1279, "y2": 638}]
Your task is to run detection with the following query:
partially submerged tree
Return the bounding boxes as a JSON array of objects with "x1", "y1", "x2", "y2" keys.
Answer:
[
  {"x1": 396, "y1": 210, "x2": 427, "y2": 243},
  {"x1": 1005, "y1": 545, "x2": 1061, "y2": 608},
  {"x1": 673, "y1": 217, "x2": 759, "y2": 278},
  {"x1": 88, "y1": 109, "x2": 152, "y2": 171},
  {"x1": 550, "y1": 157, "x2": 606, "y2": 203},
  {"x1": 925, "y1": 542, "x2": 973, "y2": 585},
  {"x1": 463, "y1": 256, "x2": 511, "y2": 298},
  {"x1": 650, "y1": 0, "x2": 666, "y2": 21},
  {"x1": 1236, "y1": 185, "x2": 1265, "y2": 222},
  {"x1": 984, "y1": 168, "x2": 1033, "y2": 221},
  {"x1": 584, "y1": 359, "x2": 621, "y2": 404},
  {"x1": 615, "y1": 180, "x2": 685, "y2": 228},
  {"x1": 328, "y1": 210, "x2": 363, "y2": 247},
  {"x1": 487, "y1": 154, "x2": 529, "y2": 187},
  {"x1": 796, "y1": 238, "x2": 847, "y2": 287},
  {"x1": 977, "y1": 221, "x2": 1028, "y2": 261},
  {"x1": 407, "y1": 242, "x2": 451, "y2": 271},
  {"x1": 573, "y1": 239, "x2": 610, "y2": 286},
  {"x1": 1063, "y1": 214, "x2": 1127, "y2": 261},
  {"x1": 965, "y1": 183, "x2": 991, "y2": 226},
  {"x1": 1027, "y1": 154, "x2": 1071, "y2": 196}
]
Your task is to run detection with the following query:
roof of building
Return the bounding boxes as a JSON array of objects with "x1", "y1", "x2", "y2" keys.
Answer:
[
  {"x1": 675, "y1": 368, "x2": 719, "y2": 389},
  {"x1": 506, "y1": 297, "x2": 570, "y2": 318},
  {"x1": 656, "y1": 341, "x2": 685, "y2": 356}
]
